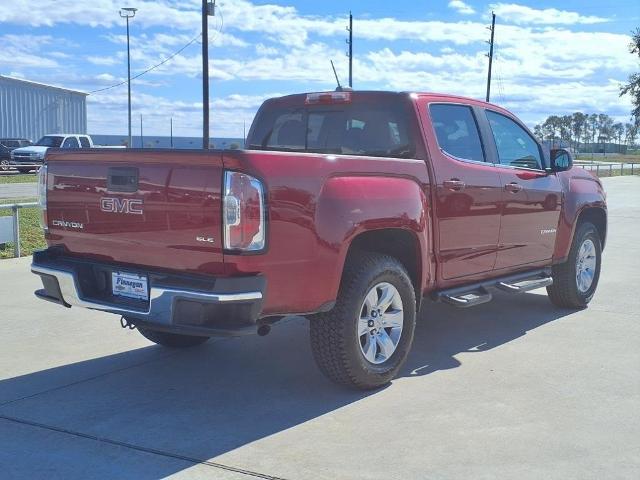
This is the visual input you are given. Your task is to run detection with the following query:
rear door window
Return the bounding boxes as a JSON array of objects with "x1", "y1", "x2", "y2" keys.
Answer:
[
  {"x1": 429, "y1": 104, "x2": 485, "y2": 162},
  {"x1": 248, "y1": 100, "x2": 415, "y2": 158},
  {"x1": 79, "y1": 136, "x2": 91, "y2": 148},
  {"x1": 62, "y1": 137, "x2": 80, "y2": 149}
]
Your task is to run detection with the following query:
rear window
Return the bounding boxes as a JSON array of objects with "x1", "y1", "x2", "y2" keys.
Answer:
[
  {"x1": 429, "y1": 104, "x2": 485, "y2": 162},
  {"x1": 36, "y1": 136, "x2": 64, "y2": 147},
  {"x1": 247, "y1": 100, "x2": 415, "y2": 158}
]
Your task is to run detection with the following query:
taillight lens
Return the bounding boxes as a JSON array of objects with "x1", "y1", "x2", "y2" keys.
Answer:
[
  {"x1": 37, "y1": 164, "x2": 48, "y2": 232},
  {"x1": 223, "y1": 171, "x2": 265, "y2": 251},
  {"x1": 305, "y1": 91, "x2": 352, "y2": 105}
]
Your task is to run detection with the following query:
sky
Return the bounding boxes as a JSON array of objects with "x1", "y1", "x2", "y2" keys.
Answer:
[{"x1": 0, "y1": 0, "x2": 638, "y2": 138}]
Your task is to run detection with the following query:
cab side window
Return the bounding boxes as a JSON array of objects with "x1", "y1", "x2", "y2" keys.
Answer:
[
  {"x1": 485, "y1": 110, "x2": 543, "y2": 170},
  {"x1": 429, "y1": 104, "x2": 485, "y2": 162},
  {"x1": 62, "y1": 137, "x2": 80, "y2": 149},
  {"x1": 79, "y1": 136, "x2": 91, "y2": 148}
]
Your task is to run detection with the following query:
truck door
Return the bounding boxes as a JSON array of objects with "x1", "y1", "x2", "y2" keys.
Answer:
[
  {"x1": 481, "y1": 109, "x2": 562, "y2": 269},
  {"x1": 421, "y1": 101, "x2": 502, "y2": 280}
]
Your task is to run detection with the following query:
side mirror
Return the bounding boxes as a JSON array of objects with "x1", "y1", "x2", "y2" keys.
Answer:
[{"x1": 549, "y1": 148, "x2": 573, "y2": 172}]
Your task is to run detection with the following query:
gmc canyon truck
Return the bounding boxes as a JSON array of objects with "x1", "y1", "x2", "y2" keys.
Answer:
[{"x1": 31, "y1": 91, "x2": 606, "y2": 389}]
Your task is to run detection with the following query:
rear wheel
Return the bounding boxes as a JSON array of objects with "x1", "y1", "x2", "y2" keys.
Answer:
[
  {"x1": 547, "y1": 222, "x2": 601, "y2": 308},
  {"x1": 310, "y1": 251, "x2": 416, "y2": 390},
  {"x1": 137, "y1": 326, "x2": 210, "y2": 348}
]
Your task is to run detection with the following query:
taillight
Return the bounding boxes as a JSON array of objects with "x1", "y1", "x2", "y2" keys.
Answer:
[
  {"x1": 37, "y1": 164, "x2": 48, "y2": 232},
  {"x1": 223, "y1": 171, "x2": 265, "y2": 252},
  {"x1": 305, "y1": 91, "x2": 352, "y2": 105}
]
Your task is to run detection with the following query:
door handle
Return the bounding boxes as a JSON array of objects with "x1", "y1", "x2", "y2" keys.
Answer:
[
  {"x1": 504, "y1": 182, "x2": 523, "y2": 193},
  {"x1": 443, "y1": 179, "x2": 466, "y2": 191}
]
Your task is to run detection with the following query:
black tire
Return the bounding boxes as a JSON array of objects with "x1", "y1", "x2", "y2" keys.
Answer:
[
  {"x1": 137, "y1": 326, "x2": 210, "y2": 348},
  {"x1": 310, "y1": 251, "x2": 416, "y2": 390},
  {"x1": 0, "y1": 160, "x2": 9, "y2": 172},
  {"x1": 547, "y1": 222, "x2": 602, "y2": 308}
]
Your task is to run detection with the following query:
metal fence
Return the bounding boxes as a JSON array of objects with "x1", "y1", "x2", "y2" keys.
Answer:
[
  {"x1": 577, "y1": 162, "x2": 639, "y2": 177},
  {"x1": 0, "y1": 202, "x2": 37, "y2": 257}
]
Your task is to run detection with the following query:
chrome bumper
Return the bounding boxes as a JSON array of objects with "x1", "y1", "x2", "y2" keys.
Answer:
[{"x1": 31, "y1": 263, "x2": 263, "y2": 330}]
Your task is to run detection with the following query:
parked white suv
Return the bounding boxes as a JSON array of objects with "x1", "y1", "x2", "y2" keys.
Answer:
[{"x1": 10, "y1": 134, "x2": 94, "y2": 173}]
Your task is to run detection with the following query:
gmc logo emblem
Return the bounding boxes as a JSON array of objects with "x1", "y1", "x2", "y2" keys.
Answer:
[{"x1": 100, "y1": 197, "x2": 144, "y2": 215}]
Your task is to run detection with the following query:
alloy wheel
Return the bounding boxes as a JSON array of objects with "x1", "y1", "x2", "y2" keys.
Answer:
[{"x1": 357, "y1": 282, "x2": 404, "y2": 364}]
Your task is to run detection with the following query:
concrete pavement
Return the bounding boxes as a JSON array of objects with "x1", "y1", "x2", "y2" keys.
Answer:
[
  {"x1": 0, "y1": 182, "x2": 37, "y2": 200},
  {"x1": 0, "y1": 176, "x2": 638, "y2": 479}
]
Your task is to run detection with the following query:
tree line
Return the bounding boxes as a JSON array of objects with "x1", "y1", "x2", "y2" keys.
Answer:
[{"x1": 533, "y1": 113, "x2": 638, "y2": 151}]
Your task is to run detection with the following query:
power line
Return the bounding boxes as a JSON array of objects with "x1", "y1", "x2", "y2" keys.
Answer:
[{"x1": 89, "y1": 32, "x2": 203, "y2": 94}]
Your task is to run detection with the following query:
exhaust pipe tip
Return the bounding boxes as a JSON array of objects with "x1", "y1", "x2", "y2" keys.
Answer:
[{"x1": 257, "y1": 324, "x2": 271, "y2": 337}]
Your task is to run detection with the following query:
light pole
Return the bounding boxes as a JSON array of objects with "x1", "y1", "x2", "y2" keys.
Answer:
[
  {"x1": 120, "y1": 7, "x2": 137, "y2": 148},
  {"x1": 202, "y1": 1, "x2": 215, "y2": 149}
]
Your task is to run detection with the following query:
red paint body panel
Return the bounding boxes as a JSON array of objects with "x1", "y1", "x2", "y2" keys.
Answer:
[
  {"x1": 222, "y1": 150, "x2": 430, "y2": 315},
  {"x1": 42, "y1": 91, "x2": 607, "y2": 318},
  {"x1": 45, "y1": 150, "x2": 225, "y2": 274}
]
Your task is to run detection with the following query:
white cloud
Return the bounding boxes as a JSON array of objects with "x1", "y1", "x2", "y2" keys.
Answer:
[
  {"x1": 0, "y1": 1, "x2": 634, "y2": 137},
  {"x1": 448, "y1": 1, "x2": 476, "y2": 15},
  {"x1": 490, "y1": 3, "x2": 609, "y2": 25},
  {"x1": 87, "y1": 55, "x2": 121, "y2": 66},
  {"x1": 85, "y1": 89, "x2": 281, "y2": 137},
  {"x1": 0, "y1": 35, "x2": 59, "y2": 69}
]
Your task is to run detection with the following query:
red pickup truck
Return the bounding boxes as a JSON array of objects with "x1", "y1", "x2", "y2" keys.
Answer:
[{"x1": 32, "y1": 90, "x2": 606, "y2": 389}]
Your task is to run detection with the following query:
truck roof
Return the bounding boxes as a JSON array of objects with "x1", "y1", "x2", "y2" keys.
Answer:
[
  {"x1": 42, "y1": 134, "x2": 90, "y2": 137},
  {"x1": 266, "y1": 90, "x2": 507, "y2": 112}
]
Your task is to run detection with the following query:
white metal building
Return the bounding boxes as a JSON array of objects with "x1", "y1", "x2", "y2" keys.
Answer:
[{"x1": 0, "y1": 75, "x2": 88, "y2": 142}]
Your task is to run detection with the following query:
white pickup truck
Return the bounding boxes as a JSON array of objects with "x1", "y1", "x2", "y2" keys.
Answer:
[{"x1": 10, "y1": 134, "x2": 96, "y2": 173}]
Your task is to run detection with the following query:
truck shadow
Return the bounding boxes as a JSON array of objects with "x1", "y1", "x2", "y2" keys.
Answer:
[
  {"x1": 403, "y1": 290, "x2": 572, "y2": 377},
  {"x1": 0, "y1": 290, "x2": 573, "y2": 479}
]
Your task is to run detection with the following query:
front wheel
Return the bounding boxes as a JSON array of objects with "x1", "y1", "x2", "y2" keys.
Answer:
[
  {"x1": 310, "y1": 252, "x2": 416, "y2": 390},
  {"x1": 547, "y1": 222, "x2": 602, "y2": 308},
  {"x1": 137, "y1": 326, "x2": 210, "y2": 348},
  {"x1": 0, "y1": 159, "x2": 9, "y2": 171}
]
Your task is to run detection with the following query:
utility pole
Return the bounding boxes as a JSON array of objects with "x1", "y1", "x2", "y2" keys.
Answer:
[
  {"x1": 346, "y1": 11, "x2": 353, "y2": 88},
  {"x1": 119, "y1": 7, "x2": 137, "y2": 148},
  {"x1": 485, "y1": 11, "x2": 496, "y2": 103},
  {"x1": 140, "y1": 114, "x2": 143, "y2": 148},
  {"x1": 170, "y1": 117, "x2": 173, "y2": 148},
  {"x1": 202, "y1": 1, "x2": 215, "y2": 149}
]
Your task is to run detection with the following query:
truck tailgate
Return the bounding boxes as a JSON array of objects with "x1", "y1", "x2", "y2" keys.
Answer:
[{"x1": 44, "y1": 150, "x2": 225, "y2": 275}]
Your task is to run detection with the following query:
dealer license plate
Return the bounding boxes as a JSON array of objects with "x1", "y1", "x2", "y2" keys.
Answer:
[{"x1": 112, "y1": 272, "x2": 148, "y2": 301}]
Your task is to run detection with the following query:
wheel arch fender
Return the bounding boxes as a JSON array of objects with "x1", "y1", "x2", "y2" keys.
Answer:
[
  {"x1": 315, "y1": 175, "x2": 432, "y2": 305},
  {"x1": 554, "y1": 173, "x2": 607, "y2": 262}
]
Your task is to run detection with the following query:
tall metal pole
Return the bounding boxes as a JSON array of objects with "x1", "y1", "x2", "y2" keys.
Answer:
[
  {"x1": 485, "y1": 11, "x2": 496, "y2": 103},
  {"x1": 120, "y1": 8, "x2": 137, "y2": 147},
  {"x1": 202, "y1": 0, "x2": 210, "y2": 149},
  {"x1": 126, "y1": 16, "x2": 132, "y2": 147},
  {"x1": 348, "y1": 11, "x2": 353, "y2": 88},
  {"x1": 140, "y1": 114, "x2": 143, "y2": 148},
  {"x1": 170, "y1": 117, "x2": 173, "y2": 148}
]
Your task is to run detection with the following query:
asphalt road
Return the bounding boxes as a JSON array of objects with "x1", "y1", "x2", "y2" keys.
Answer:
[
  {"x1": 0, "y1": 176, "x2": 638, "y2": 480},
  {"x1": 0, "y1": 183, "x2": 37, "y2": 200}
]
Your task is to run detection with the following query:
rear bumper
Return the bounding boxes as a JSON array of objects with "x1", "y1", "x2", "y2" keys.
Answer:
[{"x1": 31, "y1": 249, "x2": 265, "y2": 337}]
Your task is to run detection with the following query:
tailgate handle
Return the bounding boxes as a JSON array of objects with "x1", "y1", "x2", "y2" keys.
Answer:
[{"x1": 108, "y1": 167, "x2": 139, "y2": 192}]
